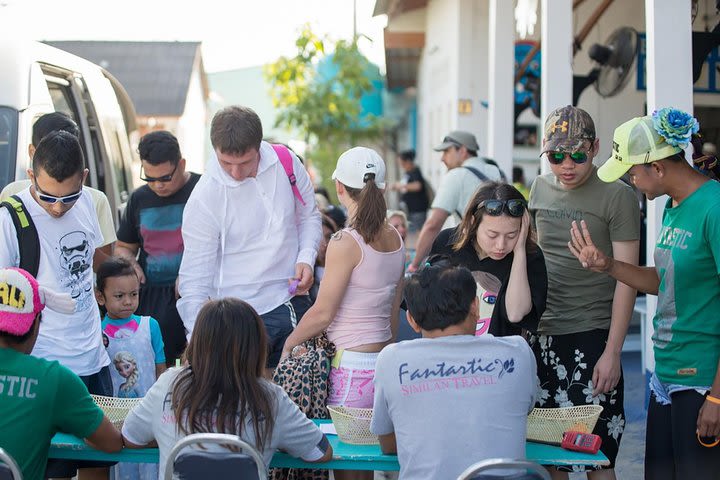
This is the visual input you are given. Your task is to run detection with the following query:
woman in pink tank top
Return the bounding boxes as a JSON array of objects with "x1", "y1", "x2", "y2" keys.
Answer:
[{"x1": 281, "y1": 147, "x2": 405, "y2": 480}]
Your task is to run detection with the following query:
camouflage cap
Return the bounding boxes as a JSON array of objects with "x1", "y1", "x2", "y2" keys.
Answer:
[{"x1": 542, "y1": 105, "x2": 596, "y2": 153}]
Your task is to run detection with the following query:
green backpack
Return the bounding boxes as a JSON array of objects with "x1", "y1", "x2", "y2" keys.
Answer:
[{"x1": 1, "y1": 195, "x2": 40, "y2": 277}]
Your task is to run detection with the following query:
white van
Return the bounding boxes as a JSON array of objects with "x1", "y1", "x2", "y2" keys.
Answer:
[{"x1": 0, "y1": 38, "x2": 138, "y2": 223}]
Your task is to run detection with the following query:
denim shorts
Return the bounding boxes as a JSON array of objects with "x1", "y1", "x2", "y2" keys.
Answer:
[{"x1": 261, "y1": 295, "x2": 312, "y2": 368}]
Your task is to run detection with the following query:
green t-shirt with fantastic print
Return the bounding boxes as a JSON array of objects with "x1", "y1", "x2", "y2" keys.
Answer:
[
  {"x1": 0, "y1": 348, "x2": 104, "y2": 480},
  {"x1": 653, "y1": 180, "x2": 720, "y2": 386}
]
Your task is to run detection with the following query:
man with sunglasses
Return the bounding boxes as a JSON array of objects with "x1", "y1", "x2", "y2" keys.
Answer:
[
  {"x1": 407, "y1": 130, "x2": 502, "y2": 273},
  {"x1": 528, "y1": 105, "x2": 640, "y2": 479},
  {"x1": 115, "y1": 131, "x2": 200, "y2": 367},
  {"x1": 0, "y1": 112, "x2": 117, "y2": 271},
  {"x1": 0, "y1": 131, "x2": 114, "y2": 480}
]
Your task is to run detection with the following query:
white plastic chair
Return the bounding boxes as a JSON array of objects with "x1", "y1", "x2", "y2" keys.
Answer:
[
  {"x1": 457, "y1": 458, "x2": 551, "y2": 480},
  {"x1": 164, "y1": 433, "x2": 267, "y2": 480},
  {"x1": 0, "y1": 447, "x2": 22, "y2": 480}
]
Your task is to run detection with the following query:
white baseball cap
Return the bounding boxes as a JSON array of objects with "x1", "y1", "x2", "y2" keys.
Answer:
[{"x1": 331, "y1": 147, "x2": 386, "y2": 189}]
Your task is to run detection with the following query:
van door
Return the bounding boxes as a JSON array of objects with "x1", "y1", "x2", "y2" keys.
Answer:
[{"x1": 41, "y1": 64, "x2": 108, "y2": 193}]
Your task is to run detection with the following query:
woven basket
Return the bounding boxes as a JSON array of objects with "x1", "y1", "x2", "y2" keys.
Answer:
[
  {"x1": 91, "y1": 395, "x2": 141, "y2": 429},
  {"x1": 526, "y1": 405, "x2": 603, "y2": 444},
  {"x1": 327, "y1": 406, "x2": 379, "y2": 445}
]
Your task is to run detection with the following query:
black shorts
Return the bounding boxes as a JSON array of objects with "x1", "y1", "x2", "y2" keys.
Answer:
[
  {"x1": 530, "y1": 329, "x2": 625, "y2": 471},
  {"x1": 138, "y1": 284, "x2": 187, "y2": 366},
  {"x1": 261, "y1": 295, "x2": 312, "y2": 368},
  {"x1": 45, "y1": 366, "x2": 117, "y2": 477}
]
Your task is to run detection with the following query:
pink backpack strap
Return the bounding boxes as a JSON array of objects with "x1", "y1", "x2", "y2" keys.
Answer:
[{"x1": 272, "y1": 144, "x2": 306, "y2": 206}]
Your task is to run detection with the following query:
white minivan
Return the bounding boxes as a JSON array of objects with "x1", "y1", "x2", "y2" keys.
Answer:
[{"x1": 0, "y1": 38, "x2": 139, "y2": 223}]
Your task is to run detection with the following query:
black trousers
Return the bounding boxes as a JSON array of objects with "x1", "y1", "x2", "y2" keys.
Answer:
[{"x1": 645, "y1": 389, "x2": 720, "y2": 479}]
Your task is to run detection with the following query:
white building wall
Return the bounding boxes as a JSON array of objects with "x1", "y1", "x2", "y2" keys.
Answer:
[
  {"x1": 417, "y1": 0, "x2": 461, "y2": 189},
  {"x1": 417, "y1": 0, "x2": 490, "y2": 190},
  {"x1": 413, "y1": 0, "x2": 720, "y2": 186},
  {"x1": 177, "y1": 63, "x2": 208, "y2": 174}
]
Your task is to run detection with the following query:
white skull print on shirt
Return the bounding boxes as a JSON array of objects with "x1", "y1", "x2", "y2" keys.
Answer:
[{"x1": 58, "y1": 231, "x2": 94, "y2": 309}]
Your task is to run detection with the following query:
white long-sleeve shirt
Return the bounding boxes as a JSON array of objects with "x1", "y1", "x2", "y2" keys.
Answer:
[{"x1": 177, "y1": 142, "x2": 321, "y2": 334}]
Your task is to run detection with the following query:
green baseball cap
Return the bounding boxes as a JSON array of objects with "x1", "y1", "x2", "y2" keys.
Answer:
[
  {"x1": 542, "y1": 105, "x2": 596, "y2": 153},
  {"x1": 597, "y1": 116, "x2": 683, "y2": 183}
]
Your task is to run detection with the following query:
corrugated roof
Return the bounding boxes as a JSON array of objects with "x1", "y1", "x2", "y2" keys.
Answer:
[{"x1": 46, "y1": 41, "x2": 201, "y2": 117}]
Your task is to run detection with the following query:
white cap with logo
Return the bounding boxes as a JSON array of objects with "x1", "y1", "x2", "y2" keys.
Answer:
[{"x1": 331, "y1": 147, "x2": 386, "y2": 189}]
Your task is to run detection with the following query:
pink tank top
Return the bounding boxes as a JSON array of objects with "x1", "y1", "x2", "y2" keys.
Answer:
[{"x1": 326, "y1": 227, "x2": 406, "y2": 350}]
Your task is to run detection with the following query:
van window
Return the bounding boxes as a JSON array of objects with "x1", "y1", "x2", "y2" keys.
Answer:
[
  {"x1": 107, "y1": 129, "x2": 129, "y2": 203},
  {"x1": 0, "y1": 108, "x2": 18, "y2": 189}
]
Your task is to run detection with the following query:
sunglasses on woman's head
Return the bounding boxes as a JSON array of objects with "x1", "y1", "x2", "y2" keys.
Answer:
[
  {"x1": 477, "y1": 199, "x2": 526, "y2": 217},
  {"x1": 546, "y1": 151, "x2": 589, "y2": 165},
  {"x1": 34, "y1": 182, "x2": 83, "y2": 204}
]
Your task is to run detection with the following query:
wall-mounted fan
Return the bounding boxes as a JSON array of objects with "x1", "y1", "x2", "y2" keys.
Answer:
[{"x1": 572, "y1": 26, "x2": 639, "y2": 105}]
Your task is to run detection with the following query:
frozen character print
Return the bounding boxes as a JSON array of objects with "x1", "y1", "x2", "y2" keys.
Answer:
[
  {"x1": 472, "y1": 271, "x2": 502, "y2": 336},
  {"x1": 58, "y1": 231, "x2": 93, "y2": 310},
  {"x1": 114, "y1": 351, "x2": 141, "y2": 398}
]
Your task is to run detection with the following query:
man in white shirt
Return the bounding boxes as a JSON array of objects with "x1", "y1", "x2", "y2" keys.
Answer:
[
  {"x1": 177, "y1": 106, "x2": 321, "y2": 369},
  {"x1": 0, "y1": 130, "x2": 112, "y2": 479},
  {"x1": 0, "y1": 112, "x2": 117, "y2": 269}
]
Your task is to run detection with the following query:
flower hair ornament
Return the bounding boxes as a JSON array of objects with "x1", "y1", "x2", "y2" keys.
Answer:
[{"x1": 651, "y1": 107, "x2": 700, "y2": 148}]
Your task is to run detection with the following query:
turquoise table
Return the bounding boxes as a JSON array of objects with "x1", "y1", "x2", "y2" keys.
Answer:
[{"x1": 49, "y1": 420, "x2": 609, "y2": 471}]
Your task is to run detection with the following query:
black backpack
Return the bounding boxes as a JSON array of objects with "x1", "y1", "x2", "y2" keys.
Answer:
[{"x1": 1, "y1": 195, "x2": 40, "y2": 277}]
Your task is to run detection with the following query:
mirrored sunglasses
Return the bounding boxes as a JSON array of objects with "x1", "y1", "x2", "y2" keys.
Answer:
[
  {"x1": 35, "y1": 184, "x2": 83, "y2": 205},
  {"x1": 477, "y1": 199, "x2": 526, "y2": 217},
  {"x1": 547, "y1": 151, "x2": 589, "y2": 165}
]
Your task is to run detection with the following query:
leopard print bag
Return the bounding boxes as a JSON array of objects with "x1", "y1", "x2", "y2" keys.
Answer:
[{"x1": 271, "y1": 332, "x2": 336, "y2": 480}]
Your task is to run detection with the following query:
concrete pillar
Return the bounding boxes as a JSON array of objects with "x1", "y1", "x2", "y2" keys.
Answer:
[
  {"x1": 539, "y1": 0, "x2": 573, "y2": 174},
  {"x1": 642, "y1": 0, "x2": 694, "y2": 390},
  {"x1": 487, "y1": 0, "x2": 515, "y2": 177}
]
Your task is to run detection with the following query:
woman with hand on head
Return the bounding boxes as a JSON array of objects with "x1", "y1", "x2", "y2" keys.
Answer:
[
  {"x1": 429, "y1": 181, "x2": 547, "y2": 337},
  {"x1": 281, "y1": 147, "x2": 405, "y2": 480}
]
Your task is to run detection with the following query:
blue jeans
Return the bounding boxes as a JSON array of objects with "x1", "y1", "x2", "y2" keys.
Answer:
[{"x1": 261, "y1": 295, "x2": 312, "y2": 368}]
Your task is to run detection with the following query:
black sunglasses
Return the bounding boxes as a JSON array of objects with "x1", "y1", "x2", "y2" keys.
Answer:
[
  {"x1": 140, "y1": 163, "x2": 178, "y2": 183},
  {"x1": 477, "y1": 199, "x2": 526, "y2": 217},
  {"x1": 546, "y1": 151, "x2": 590, "y2": 165},
  {"x1": 34, "y1": 182, "x2": 83, "y2": 205}
]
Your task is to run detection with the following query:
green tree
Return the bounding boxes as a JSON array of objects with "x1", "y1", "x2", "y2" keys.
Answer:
[{"x1": 265, "y1": 24, "x2": 385, "y2": 196}]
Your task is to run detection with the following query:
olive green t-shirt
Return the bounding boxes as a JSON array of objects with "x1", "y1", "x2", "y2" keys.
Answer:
[
  {"x1": 0, "y1": 348, "x2": 104, "y2": 480},
  {"x1": 529, "y1": 168, "x2": 640, "y2": 334}
]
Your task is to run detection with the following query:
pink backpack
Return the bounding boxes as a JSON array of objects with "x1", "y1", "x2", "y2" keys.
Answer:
[{"x1": 272, "y1": 144, "x2": 306, "y2": 206}]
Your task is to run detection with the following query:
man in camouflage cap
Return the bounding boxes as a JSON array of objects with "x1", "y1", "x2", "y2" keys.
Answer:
[
  {"x1": 528, "y1": 105, "x2": 641, "y2": 476},
  {"x1": 542, "y1": 105, "x2": 597, "y2": 154}
]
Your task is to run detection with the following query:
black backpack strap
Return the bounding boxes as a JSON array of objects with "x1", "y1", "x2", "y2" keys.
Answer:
[
  {"x1": 1, "y1": 195, "x2": 40, "y2": 277},
  {"x1": 456, "y1": 166, "x2": 490, "y2": 217},
  {"x1": 462, "y1": 165, "x2": 489, "y2": 182}
]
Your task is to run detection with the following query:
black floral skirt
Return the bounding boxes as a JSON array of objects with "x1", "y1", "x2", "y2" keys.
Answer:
[{"x1": 529, "y1": 329, "x2": 625, "y2": 471}]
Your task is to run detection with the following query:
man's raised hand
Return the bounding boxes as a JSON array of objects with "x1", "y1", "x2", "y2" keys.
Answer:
[{"x1": 568, "y1": 220, "x2": 613, "y2": 273}]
